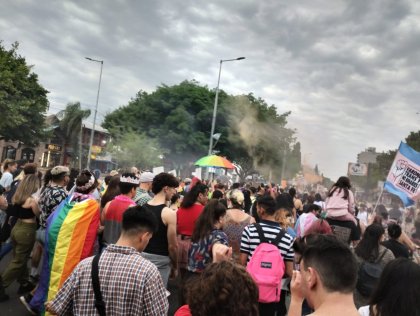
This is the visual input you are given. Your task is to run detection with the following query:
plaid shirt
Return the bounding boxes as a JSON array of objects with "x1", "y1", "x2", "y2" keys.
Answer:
[
  {"x1": 49, "y1": 244, "x2": 169, "y2": 315},
  {"x1": 134, "y1": 188, "x2": 152, "y2": 206}
]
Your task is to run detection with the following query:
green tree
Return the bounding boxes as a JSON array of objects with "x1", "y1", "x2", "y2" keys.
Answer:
[
  {"x1": 58, "y1": 102, "x2": 91, "y2": 169},
  {"x1": 227, "y1": 94, "x2": 299, "y2": 181},
  {"x1": 0, "y1": 42, "x2": 49, "y2": 145},
  {"x1": 103, "y1": 81, "x2": 223, "y2": 169},
  {"x1": 107, "y1": 131, "x2": 165, "y2": 169},
  {"x1": 103, "y1": 81, "x2": 299, "y2": 179},
  {"x1": 406, "y1": 130, "x2": 420, "y2": 151},
  {"x1": 234, "y1": 156, "x2": 255, "y2": 182}
]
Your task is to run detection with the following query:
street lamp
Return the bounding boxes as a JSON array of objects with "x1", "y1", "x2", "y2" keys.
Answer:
[
  {"x1": 85, "y1": 57, "x2": 104, "y2": 170},
  {"x1": 208, "y1": 57, "x2": 245, "y2": 155}
]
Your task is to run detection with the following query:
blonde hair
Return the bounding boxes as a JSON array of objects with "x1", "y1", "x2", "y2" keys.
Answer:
[
  {"x1": 15, "y1": 170, "x2": 25, "y2": 181},
  {"x1": 227, "y1": 189, "x2": 245, "y2": 207},
  {"x1": 12, "y1": 174, "x2": 40, "y2": 205}
]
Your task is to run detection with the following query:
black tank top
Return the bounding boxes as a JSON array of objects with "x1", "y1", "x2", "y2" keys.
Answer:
[
  {"x1": 7, "y1": 204, "x2": 35, "y2": 219},
  {"x1": 143, "y1": 204, "x2": 169, "y2": 256}
]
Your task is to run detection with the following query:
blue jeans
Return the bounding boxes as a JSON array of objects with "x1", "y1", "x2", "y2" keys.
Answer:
[{"x1": 0, "y1": 240, "x2": 12, "y2": 260}]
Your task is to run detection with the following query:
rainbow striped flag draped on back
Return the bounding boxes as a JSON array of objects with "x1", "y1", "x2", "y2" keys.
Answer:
[{"x1": 30, "y1": 193, "x2": 100, "y2": 315}]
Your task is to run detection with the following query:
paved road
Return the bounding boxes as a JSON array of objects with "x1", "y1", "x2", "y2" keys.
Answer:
[
  {"x1": 0, "y1": 251, "x2": 181, "y2": 316},
  {"x1": 0, "y1": 251, "x2": 31, "y2": 315}
]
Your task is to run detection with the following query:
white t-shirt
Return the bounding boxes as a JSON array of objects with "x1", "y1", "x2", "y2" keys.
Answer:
[
  {"x1": 314, "y1": 200, "x2": 326, "y2": 210},
  {"x1": 0, "y1": 171, "x2": 13, "y2": 189},
  {"x1": 358, "y1": 305, "x2": 370, "y2": 316},
  {"x1": 357, "y1": 210, "x2": 369, "y2": 226}
]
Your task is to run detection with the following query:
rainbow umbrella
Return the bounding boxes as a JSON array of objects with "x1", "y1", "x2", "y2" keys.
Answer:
[{"x1": 194, "y1": 155, "x2": 235, "y2": 169}]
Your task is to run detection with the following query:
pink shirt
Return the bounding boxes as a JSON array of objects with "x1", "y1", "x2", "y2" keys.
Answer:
[{"x1": 326, "y1": 188, "x2": 355, "y2": 217}]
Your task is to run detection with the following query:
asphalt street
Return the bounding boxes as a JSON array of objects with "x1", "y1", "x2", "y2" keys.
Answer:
[
  {"x1": 0, "y1": 251, "x2": 181, "y2": 316},
  {"x1": 0, "y1": 251, "x2": 31, "y2": 315}
]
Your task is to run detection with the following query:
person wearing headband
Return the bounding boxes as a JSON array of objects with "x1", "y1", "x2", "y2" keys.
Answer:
[
  {"x1": 66, "y1": 170, "x2": 101, "y2": 202},
  {"x1": 102, "y1": 172, "x2": 139, "y2": 245},
  {"x1": 74, "y1": 170, "x2": 98, "y2": 194}
]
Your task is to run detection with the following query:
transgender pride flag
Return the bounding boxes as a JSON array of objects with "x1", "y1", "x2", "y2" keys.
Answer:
[{"x1": 384, "y1": 142, "x2": 420, "y2": 206}]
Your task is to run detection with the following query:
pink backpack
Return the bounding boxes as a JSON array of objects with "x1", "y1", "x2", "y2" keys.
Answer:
[{"x1": 246, "y1": 224, "x2": 286, "y2": 303}]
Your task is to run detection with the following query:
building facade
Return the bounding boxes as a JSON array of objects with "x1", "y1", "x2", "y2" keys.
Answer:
[
  {"x1": 0, "y1": 115, "x2": 112, "y2": 172},
  {"x1": 357, "y1": 147, "x2": 379, "y2": 164}
]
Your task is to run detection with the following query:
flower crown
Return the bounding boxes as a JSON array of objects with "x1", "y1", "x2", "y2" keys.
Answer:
[
  {"x1": 120, "y1": 175, "x2": 140, "y2": 185},
  {"x1": 76, "y1": 175, "x2": 96, "y2": 191}
]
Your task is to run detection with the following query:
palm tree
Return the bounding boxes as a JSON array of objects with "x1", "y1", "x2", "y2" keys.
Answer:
[{"x1": 58, "y1": 102, "x2": 91, "y2": 169}]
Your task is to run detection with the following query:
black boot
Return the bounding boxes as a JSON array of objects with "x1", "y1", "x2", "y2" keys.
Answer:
[
  {"x1": 17, "y1": 281, "x2": 35, "y2": 295},
  {"x1": 0, "y1": 286, "x2": 9, "y2": 302}
]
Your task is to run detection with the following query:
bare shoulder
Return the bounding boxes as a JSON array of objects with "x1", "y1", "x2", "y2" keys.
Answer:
[{"x1": 162, "y1": 206, "x2": 176, "y2": 225}]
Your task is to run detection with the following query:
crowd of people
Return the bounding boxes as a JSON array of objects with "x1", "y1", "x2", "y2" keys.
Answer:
[{"x1": 0, "y1": 158, "x2": 419, "y2": 315}]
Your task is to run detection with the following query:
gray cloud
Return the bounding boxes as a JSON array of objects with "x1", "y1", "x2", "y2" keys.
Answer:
[{"x1": 1, "y1": 0, "x2": 420, "y2": 180}]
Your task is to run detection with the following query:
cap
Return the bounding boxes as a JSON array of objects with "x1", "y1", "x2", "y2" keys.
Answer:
[
  {"x1": 184, "y1": 177, "x2": 192, "y2": 184},
  {"x1": 51, "y1": 166, "x2": 70, "y2": 176},
  {"x1": 139, "y1": 172, "x2": 155, "y2": 183}
]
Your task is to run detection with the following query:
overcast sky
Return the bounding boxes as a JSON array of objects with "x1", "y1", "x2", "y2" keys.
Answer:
[{"x1": 1, "y1": 0, "x2": 420, "y2": 180}]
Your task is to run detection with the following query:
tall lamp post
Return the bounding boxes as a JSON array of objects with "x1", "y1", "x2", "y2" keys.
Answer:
[
  {"x1": 85, "y1": 57, "x2": 103, "y2": 170},
  {"x1": 208, "y1": 57, "x2": 245, "y2": 155}
]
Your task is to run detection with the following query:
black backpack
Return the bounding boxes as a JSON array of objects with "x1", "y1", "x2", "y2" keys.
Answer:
[{"x1": 356, "y1": 250, "x2": 387, "y2": 297}]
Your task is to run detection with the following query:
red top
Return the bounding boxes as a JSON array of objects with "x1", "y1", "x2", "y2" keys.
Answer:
[
  {"x1": 104, "y1": 195, "x2": 136, "y2": 222},
  {"x1": 174, "y1": 305, "x2": 192, "y2": 316},
  {"x1": 177, "y1": 203, "x2": 204, "y2": 236}
]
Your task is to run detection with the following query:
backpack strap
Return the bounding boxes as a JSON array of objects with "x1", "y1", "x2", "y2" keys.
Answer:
[
  {"x1": 375, "y1": 249, "x2": 387, "y2": 263},
  {"x1": 255, "y1": 223, "x2": 286, "y2": 245},
  {"x1": 254, "y1": 223, "x2": 267, "y2": 243},
  {"x1": 272, "y1": 228, "x2": 287, "y2": 247},
  {"x1": 91, "y1": 253, "x2": 106, "y2": 316}
]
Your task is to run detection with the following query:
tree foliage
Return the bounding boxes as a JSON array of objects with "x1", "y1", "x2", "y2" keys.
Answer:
[
  {"x1": 406, "y1": 131, "x2": 420, "y2": 152},
  {"x1": 103, "y1": 80, "x2": 301, "y2": 180},
  {"x1": 103, "y1": 81, "x2": 224, "y2": 168},
  {"x1": 0, "y1": 42, "x2": 49, "y2": 145},
  {"x1": 106, "y1": 131, "x2": 165, "y2": 169},
  {"x1": 58, "y1": 102, "x2": 91, "y2": 168},
  {"x1": 227, "y1": 94, "x2": 299, "y2": 180}
]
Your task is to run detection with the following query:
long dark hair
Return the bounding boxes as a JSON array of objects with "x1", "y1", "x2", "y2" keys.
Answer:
[
  {"x1": 181, "y1": 183, "x2": 208, "y2": 208},
  {"x1": 191, "y1": 199, "x2": 226, "y2": 242},
  {"x1": 355, "y1": 223, "x2": 385, "y2": 261},
  {"x1": 369, "y1": 258, "x2": 420, "y2": 316},
  {"x1": 100, "y1": 175, "x2": 120, "y2": 209},
  {"x1": 75, "y1": 170, "x2": 98, "y2": 194},
  {"x1": 66, "y1": 168, "x2": 79, "y2": 191},
  {"x1": 314, "y1": 193, "x2": 323, "y2": 202},
  {"x1": 243, "y1": 189, "x2": 252, "y2": 213},
  {"x1": 328, "y1": 176, "x2": 351, "y2": 199},
  {"x1": 41, "y1": 169, "x2": 52, "y2": 194}
]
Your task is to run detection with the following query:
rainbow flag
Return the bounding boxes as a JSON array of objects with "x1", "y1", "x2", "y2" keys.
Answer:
[{"x1": 30, "y1": 194, "x2": 100, "y2": 315}]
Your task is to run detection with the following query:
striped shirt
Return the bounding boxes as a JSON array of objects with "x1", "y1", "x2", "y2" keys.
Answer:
[
  {"x1": 240, "y1": 219, "x2": 295, "y2": 263},
  {"x1": 49, "y1": 244, "x2": 169, "y2": 315}
]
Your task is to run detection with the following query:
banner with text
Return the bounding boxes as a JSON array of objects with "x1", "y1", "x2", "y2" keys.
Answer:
[{"x1": 384, "y1": 142, "x2": 420, "y2": 206}]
